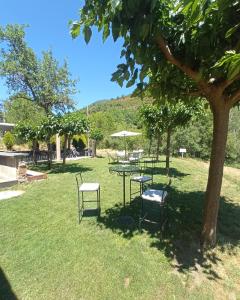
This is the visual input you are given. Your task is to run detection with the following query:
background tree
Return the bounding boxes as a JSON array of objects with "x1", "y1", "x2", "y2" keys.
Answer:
[
  {"x1": 58, "y1": 112, "x2": 88, "y2": 164},
  {"x1": 72, "y1": 0, "x2": 240, "y2": 247},
  {"x1": 4, "y1": 93, "x2": 45, "y2": 124},
  {"x1": 38, "y1": 115, "x2": 60, "y2": 169},
  {"x1": 14, "y1": 122, "x2": 41, "y2": 164},
  {"x1": 140, "y1": 101, "x2": 201, "y2": 174},
  {"x1": 89, "y1": 128, "x2": 104, "y2": 157},
  {"x1": 0, "y1": 24, "x2": 76, "y2": 114},
  {"x1": 140, "y1": 104, "x2": 163, "y2": 161}
]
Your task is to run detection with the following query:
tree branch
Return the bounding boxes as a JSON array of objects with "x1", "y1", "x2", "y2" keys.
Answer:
[
  {"x1": 155, "y1": 35, "x2": 210, "y2": 94},
  {"x1": 229, "y1": 89, "x2": 240, "y2": 106},
  {"x1": 217, "y1": 75, "x2": 240, "y2": 92}
]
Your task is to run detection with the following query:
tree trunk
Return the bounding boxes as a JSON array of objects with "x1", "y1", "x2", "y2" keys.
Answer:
[
  {"x1": 92, "y1": 140, "x2": 96, "y2": 157},
  {"x1": 67, "y1": 137, "x2": 71, "y2": 150},
  {"x1": 148, "y1": 137, "x2": 152, "y2": 156},
  {"x1": 156, "y1": 133, "x2": 161, "y2": 161},
  {"x1": 201, "y1": 102, "x2": 230, "y2": 248},
  {"x1": 32, "y1": 139, "x2": 38, "y2": 164},
  {"x1": 62, "y1": 134, "x2": 68, "y2": 165},
  {"x1": 166, "y1": 127, "x2": 171, "y2": 175},
  {"x1": 47, "y1": 140, "x2": 52, "y2": 170}
]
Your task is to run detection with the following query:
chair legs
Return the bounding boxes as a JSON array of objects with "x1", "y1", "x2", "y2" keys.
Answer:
[
  {"x1": 138, "y1": 199, "x2": 167, "y2": 231},
  {"x1": 130, "y1": 180, "x2": 149, "y2": 202},
  {"x1": 77, "y1": 188, "x2": 101, "y2": 223}
]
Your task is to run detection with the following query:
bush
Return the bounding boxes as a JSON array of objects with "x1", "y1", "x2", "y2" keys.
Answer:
[
  {"x1": 72, "y1": 134, "x2": 86, "y2": 151},
  {"x1": 3, "y1": 131, "x2": 15, "y2": 150}
]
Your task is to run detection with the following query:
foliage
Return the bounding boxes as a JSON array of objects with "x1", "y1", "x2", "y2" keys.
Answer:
[
  {"x1": 58, "y1": 111, "x2": 88, "y2": 164},
  {"x1": 0, "y1": 24, "x2": 76, "y2": 113},
  {"x1": 37, "y1": 115, "x2": 60, "y2": 142},
  {"x1": 4, "y1": 93, "x2": 46, "y2": 124},
  {"x1": 71, "y1": 1, "x2": 240, "y2": 97},
  {"x1": 14, "y1": 122, "x2": 40, "y2": 144},
  {"x1": 72, "y1": 134, "x2": 87, "y2": 151},
  {"x1": 2, "y1": 131, "x2": 15, "y2": 150},
  {"x1": 89, "y1": 128, "x2": 104, "y2": 142},
  {"x1": 58, "y1": 111, "x2": 89, "y2": 138}
]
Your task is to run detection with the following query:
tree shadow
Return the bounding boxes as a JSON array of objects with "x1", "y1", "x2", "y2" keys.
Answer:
[
  {"x1": 29, "y1": 162, "x2": 92, "y2": 174},
  {"x1": 0, "y1": 267, "x2": 18, "y2": 300},
  {"x1": 97, "y1": 184, "x2": 240, "y2": 281},
  {"x1": 145, "y1": 166, "x2": 190, "y2": 179}
]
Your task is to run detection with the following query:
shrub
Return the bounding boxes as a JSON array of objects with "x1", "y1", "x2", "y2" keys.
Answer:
[{"x1": 3, "y1": 131, "x2": 15, "y2": 150}]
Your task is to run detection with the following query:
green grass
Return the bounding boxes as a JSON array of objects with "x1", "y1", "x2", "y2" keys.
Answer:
[{"x1": 0, "y1": 157, "x2": 240, "y2": 299}]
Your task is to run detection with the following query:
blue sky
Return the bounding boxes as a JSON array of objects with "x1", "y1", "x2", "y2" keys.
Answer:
[{"x1": 0, "y1": 0, "x2": 135, "y2": 108}]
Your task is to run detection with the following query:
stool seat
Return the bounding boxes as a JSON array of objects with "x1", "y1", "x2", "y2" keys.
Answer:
[
  {"x1": 79, "y1": 183, "x2": 100, "y2": 192},
  {"x1": 141, "y1": 189, "x2": 168, "y2": 203},
  {"x1": 131, "y1": 175, "x2": 152, "y2": 183}
]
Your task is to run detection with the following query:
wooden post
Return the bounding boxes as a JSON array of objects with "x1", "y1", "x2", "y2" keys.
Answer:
[{"x1": 56, "y1": 134, "x2": 61, "y2": 161}]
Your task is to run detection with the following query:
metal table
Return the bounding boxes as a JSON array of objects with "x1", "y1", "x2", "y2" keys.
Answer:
[{"x1": 109, "y1": 164, "x2": 140, "y2": 207}]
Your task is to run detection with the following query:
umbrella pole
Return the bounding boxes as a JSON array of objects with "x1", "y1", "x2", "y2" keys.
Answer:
[{"x1": 124, "y1": 135, "x2": 127, "y2": 160}]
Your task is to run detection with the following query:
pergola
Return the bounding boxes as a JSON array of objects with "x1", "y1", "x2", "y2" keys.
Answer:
[{"x1": 0, "y1": 122, "x2": 15, "y2": 132}]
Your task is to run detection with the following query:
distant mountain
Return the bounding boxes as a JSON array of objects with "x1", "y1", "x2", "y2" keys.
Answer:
[{"x1": 82, "y1": 95, "x2": 146, "y2": 114}]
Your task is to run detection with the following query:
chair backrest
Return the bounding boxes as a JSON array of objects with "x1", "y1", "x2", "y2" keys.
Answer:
[
  {"x1": 75, "y1": 172, "x2": 83, "y2": 189},
  {"x1": 163, "y1": 178, "x2": 172, "y2": 202},
  {"x1": 116, "y1": 150, "x2": 125, "y2": 158},
  {"x1": 107, "y1": 151, "x2": 117, "y2": 163}
]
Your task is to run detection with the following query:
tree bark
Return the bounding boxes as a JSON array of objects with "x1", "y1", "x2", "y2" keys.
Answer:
[
  {"x1": 47, "y1": 139, "x2": 52, "y2": 170},
  {"x1": 166, "y1": 127, "x2": 171, "y2": 175},
  {"x1": 67, "y1": 137, "x2": 71, "y2": 150},
  {"x1": 148, "y1": 137, "x2": 152, "y2": 156},
  {"x1": 32, "y1": 139, "x2": 38, "y2": 164},
  {"x1": 156, "y1": 133, "x2": 161, "y2": 161},
  {"x1": 201, "y1": 101, "x2": 230, "y2": 248},
  {"x1": 62, "y1": 134, "x2": 68, "y2": 165},
  {"x1": 92, "y1": 140, "x2": 96, "y2": 157}
]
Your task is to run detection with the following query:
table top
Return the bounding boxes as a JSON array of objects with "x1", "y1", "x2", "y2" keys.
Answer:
[{"x1": 109, "y1": 164, "x2": 140, "y2": 174}]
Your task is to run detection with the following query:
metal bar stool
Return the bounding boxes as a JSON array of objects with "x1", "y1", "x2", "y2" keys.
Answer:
[
  {"x1": 139, "y1": 179, "x2": 171, "y2": 230},
  {"x1": 130, "y1": 167, "x2": 153, "y2": 201},
  {"x1": 75, "y1": 172, "x2": 100, "y2": 223}
]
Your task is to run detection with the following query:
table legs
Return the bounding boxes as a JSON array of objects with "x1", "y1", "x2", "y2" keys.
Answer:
[{"x1": 122, "y1": 171, "x2": 126, "y2": 207}]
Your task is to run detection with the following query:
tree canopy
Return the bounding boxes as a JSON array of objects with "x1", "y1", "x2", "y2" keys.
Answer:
[
  {"x1": 0, "y1": 24, "x2": 76, "y2": 114},
  {"x1": 71, "y1": 0, "x2": 240, "y2": 102},
  {"x1": 4, "y1": 93, "x2": 46, "y2": 124}
]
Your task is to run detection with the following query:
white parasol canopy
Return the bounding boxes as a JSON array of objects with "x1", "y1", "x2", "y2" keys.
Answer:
[{"x1": 110, "y1": 131, "x2": 142, "y2": 158}]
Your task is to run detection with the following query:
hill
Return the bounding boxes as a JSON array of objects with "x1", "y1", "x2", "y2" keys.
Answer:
[
  {"x1": 80, "y1": 95, "x2": 240, "y2": 164},
  {"x1": 85, "y1": 95, "x2": 145, "y2": 114}
]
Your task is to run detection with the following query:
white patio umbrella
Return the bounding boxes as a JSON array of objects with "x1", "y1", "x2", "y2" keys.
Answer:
[{"x1": 110, "y1": 130, "x2": 142, "y2": 159}]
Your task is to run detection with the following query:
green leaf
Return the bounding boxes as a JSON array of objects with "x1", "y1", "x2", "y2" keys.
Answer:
[
  {"x1": 225, "y1": 23, "x2": 240, "y2": 38},
  {"x1": 103, "y1": 23, "x2": 110, "y2": 42},
  {"x1": 70, "y1": 22, "x2": 81, "y2": 39},
  {"x1": 228, "y1": 61, "x2": 240, "y2": 80},
  {"x1": 83, "y1": 26, "x2": 92, "y2": 44},
  {"x1": 111, "y1": 0, "x2": 122, "y2": 12},
  {"x1": 112, "y1": 17, "x2": 121, "y2": 41},
  {"x1": 126, "y1": 78, "x2": 135, "y2": 88}
]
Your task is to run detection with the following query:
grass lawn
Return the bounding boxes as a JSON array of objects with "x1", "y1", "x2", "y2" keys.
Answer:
[{"x1": 0, "y1": 157, "x2": 240, "y2": 299}]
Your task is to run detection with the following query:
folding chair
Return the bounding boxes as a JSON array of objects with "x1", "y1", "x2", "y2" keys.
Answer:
[{"x1": 75, "y1": 172, "x2": 101, "y2": 223}]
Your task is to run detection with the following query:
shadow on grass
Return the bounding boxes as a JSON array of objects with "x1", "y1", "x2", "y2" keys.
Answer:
[
  {"x1": 0, "y1": 268, "x2": 18, "y2": 300},
  {"x1": 29, "y1": 162, "x2": 93, "y2": 174},
  {"x1": 97, "y1": 184, "x2": 240, "y2": 281},
  {"x1": 150, "y1": 166, "x2": 190, "y2": 178}
]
